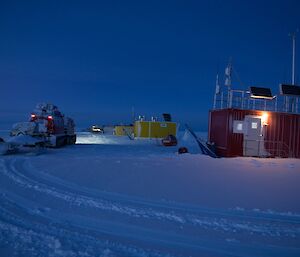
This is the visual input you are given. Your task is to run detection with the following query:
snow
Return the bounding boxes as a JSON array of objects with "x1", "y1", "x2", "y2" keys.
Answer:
[
  {"x1": 6, "y1": 134, "x2": 42, "y2": 145},
  {"x1": 0, "y1": 131, "x2": 300, "y2": 256},
  {"x1": 11, "y1": 121, "x2": 36, "y2": 136}
]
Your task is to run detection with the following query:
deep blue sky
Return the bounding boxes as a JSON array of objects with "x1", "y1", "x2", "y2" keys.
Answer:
[{"x1": 0, "y1": 0, "x2": 299, "y2": 130}]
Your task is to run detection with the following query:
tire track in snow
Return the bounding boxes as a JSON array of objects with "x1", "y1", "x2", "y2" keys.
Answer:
[
  {"x1": 23, "y1": 158, "x2": 300, "y2": 224},
  {"x1": 0, "y1": 195, "x2": 172, "y2": 257},
  {"x1": 1, "y1": 158, "x2": 300, "y2": 239},
  {"x1": 1, "y1": 157, "x2": 300, "y2": 257},
  {"x1": 2, "y1": 193, "x2": 300, "y2": 257},
  {"x1": 1, "y1": 158, "x2": 186, "y2": 223}
]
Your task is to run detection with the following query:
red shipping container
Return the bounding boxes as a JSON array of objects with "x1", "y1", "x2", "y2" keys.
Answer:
[{"x1": 209, "y1": 108, "x2": 300, "y2": 158}]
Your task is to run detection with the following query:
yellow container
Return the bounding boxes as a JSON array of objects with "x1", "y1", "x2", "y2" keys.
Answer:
[
  {"x1": 114, "y1": 125, "x2": 134, "y2": 136},
  {"x1": 134, "y1": 121, "x2": 177, "y2": 138}
]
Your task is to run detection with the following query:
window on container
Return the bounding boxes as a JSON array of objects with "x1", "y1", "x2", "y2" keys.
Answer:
[
  {"x1": 237, "y1": 123, "x2": 243, "y2": 131},
  {"x1": 251, "y1": 122, "x2": 258, "y2": 129},
  {"x1": 233, "y1": 120, "x2": 244, "y2": 133}
]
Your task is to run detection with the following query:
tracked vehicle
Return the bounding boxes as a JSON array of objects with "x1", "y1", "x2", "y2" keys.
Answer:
[{"x1": 0, "y1": 103, "x2": 76, "y2": 154}]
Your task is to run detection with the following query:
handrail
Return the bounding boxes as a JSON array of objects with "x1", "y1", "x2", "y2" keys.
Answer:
[
  {"x1": 213, "y1": 90, "x2": 300, "y2": 114},
  {"x1": 243, "y1": 139, "x2": 290, "y2": 158}
]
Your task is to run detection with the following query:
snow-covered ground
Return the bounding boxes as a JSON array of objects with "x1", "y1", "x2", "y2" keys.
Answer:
[{"x1": 0, "y1": 131, "x2": 300, "y2": 257}]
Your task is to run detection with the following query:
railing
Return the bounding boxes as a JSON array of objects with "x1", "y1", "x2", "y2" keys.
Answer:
[
  {"x1": 243, "y1": 139, "x2": 290, "y2": 158},
  {"x1": 213, "y1": 90, "x2": 300, "y2": 114},
  {"x1": 264, "y1": 140, "x2": 290, "y2": 158}
]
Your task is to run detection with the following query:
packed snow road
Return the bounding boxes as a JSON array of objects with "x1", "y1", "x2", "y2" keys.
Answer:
[{"x1": 0, "y1": 133, "x2": 300, "y2": 256}]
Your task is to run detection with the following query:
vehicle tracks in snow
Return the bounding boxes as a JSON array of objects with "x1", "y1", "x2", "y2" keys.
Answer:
[
  {"x1": 0, "y1": 194, "x2": 171, "y2": 257},
  {"x1": 0, "y1": 157, "x2": 300, "y2": 257}
]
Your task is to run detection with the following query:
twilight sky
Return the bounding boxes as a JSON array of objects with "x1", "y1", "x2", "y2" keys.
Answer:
[{"x1": 0, "y1": 0, "x2": 299, "y2": 130}]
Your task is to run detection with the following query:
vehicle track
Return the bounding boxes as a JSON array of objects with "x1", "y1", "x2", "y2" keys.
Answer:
[{"x1": 0, "y1": 157, "x2": 300, "y2": 257}]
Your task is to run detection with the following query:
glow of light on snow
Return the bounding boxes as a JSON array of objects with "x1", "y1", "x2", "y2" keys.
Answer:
[{"x1": 76, "y1": 132, "x2": 116, "y2": 144}]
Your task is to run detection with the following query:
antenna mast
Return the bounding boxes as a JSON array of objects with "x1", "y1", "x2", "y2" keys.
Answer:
[
  {"x1": 213, "y1": 74, "x2": 220, "y2": 109},
  {"x1": 225, "y1": 58, "x2": 233, "y2": 107},
  {"x1": 290, "y1": 29, "x2": 299, "y2": 85},
  {"x1": 131, "y1": 106, "x2": 135, "y2": 124}
]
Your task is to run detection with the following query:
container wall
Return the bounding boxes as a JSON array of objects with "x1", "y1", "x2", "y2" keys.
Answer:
[
  {"x1": 208, "y1": 110, "x2": 230, "y2": 156},
  {"x1": 134, "y1": 121, "x2": 177, "y2": 138},
  {"x1": 209, "y1": 108, "x2": 300, "y2": 158},
  {"x1": 114, "y1": 126, "x2": 134, "y2": 136},
  {"x1": 265, "y1": 112, "x2": 300, "y2": 158},
  {"x1": 134, "y1": 121, "x2": 149, "y2": 138}
]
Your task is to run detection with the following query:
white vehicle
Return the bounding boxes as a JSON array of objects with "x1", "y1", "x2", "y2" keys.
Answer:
[
  {"x1": 2, "y1": 103, "x2": 76, "y2": 153},
  {"x1": 90, "y1": 125, "x2": 104, "y2": 133}
]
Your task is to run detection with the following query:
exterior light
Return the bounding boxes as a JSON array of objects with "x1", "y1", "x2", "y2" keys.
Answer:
[
  {"x1": 47, "y1": 115, "x2": 53, "y2": 120},
  {"x1": 261, "y1": 112, "x2": 268, "y2": 125},
  {"x1": 30, "y1": 114, "x2": 37, "y2": 121}
]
